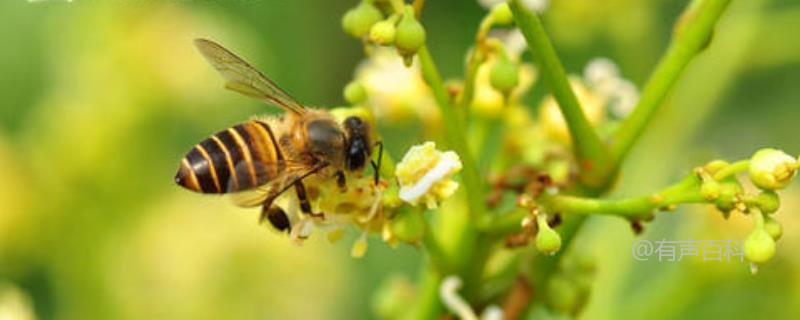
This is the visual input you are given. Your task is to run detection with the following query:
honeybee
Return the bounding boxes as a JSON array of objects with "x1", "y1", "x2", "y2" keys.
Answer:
[{"x1": 175, "y1": 38, "x2": 382, "y2": 233}]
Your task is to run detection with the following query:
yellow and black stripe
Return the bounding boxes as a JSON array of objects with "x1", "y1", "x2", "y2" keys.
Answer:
[{"x1": 175, "y1": 120, "x2": 284, "y2": 194}]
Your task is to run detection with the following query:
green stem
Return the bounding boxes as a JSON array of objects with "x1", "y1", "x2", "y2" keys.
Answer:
[
  {"x1": 478, "y1": 208, "x2": 527, "y2": 235},
  {"x1": 509, "y1": 0, "x2": 613, "y2": 190},
  {"x1": 422, "y1": 212, "x2": 452, "y2": 274},
  {"x1": 525, "y1": 0, "x2": 733, "y2": 314},
  {"x1": 388, "y1": 0, "x2": 405, "y2": 13},
  {"x1": 460, "y1": 48, "x2": 487, "y2": 111},
  {"x1": 713, "y1": 160, "x2": 749, "y2": 180},
  {"x1": 415, "y1": 46, "x2": 488, "y2": 319},
  {"x1": 459, "y1": 14, "x2": 495, "y2": 110},
  {"x1": 417, "y1": 46, "x2": 486, "y2": 221},
  {"x1": 404, "y1": 268, "x2": 443, "y2": 320},
  {"x1": 541, "y1": 174, "x2": 702, "y2": 220},
  {"x1": 611, "y1": 0, "x2": 733, "y2": 163}
]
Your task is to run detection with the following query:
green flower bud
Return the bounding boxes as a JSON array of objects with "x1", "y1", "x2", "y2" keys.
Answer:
[
  {"x1": 489, "y1": 3, "x2": 514, "y2": 25},
  {"x1": 703, "y1": 160, "x2": 729, "y2": 175},
  {"x1": 764, "y1": 215, "x2": 783, "y2": 240},
  {"x1": 535, "y1": 215, "x2": 562, "y2": 255},
  {"x1": 715, "y1": 178, "x2": 743, "y2": 214},
  {"x1": 744, "y1": 227, "x2": 776, "y2": 264},
  {"x1": 755, "y1": 190, "x2": 780, "y2": 214},
  {"x1": 748, "y1": 148, "x2": 797, "y2": 190},
  {"x1": 489, "y1": 55, "x2": 520, "y2": 95},
  {"x1": 390, "y1": 210, "x2": 425, "y2": 244},
  {"x1": 369, "y1": 19, "x2": 396, "y2": 45},
  {"x1": 342, "y1": 0, "x2": 383, "y2": 38},
  {"x1": 343, "y1": 80, "x2": 367, "y2": 104},
  {"x1": 395, "y1": 5, "x2": 426, "y2": 58},
  {"x1": 700, "y1": 179, "x2": 721, "y2": 200}
]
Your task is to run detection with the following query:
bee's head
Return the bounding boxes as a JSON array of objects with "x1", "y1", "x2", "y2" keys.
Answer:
[{"x1": 342, "y1": 116, "x2": 372, "y2": 171}]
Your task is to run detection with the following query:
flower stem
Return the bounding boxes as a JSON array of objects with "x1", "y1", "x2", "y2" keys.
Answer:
[
  {"x1": 509, "y1": 0, "x2": 613, "y2": 190},
  {"x1": 388, "y1": 0, "x2": 405, "y2": 13},
  {"x1": 417, "y1": 46, "x2": 486, "y2": 221},
  {"x1": 422, "y1": 212, "x2": 452, "y2": 273},
  {"x1": 418, "y1": 40, "x2": 516, "y2": 311},
  {"x1": 459, "y1": 12, "x2": 496, "y2": 111},
  {"x1": 713, "y1": 160, "x2": 749, "y2": 180},
  {"x1": 485, "y1": 173, "x2": 703, "y2": 232},
  {"x1": 404, "y1": 268, "x2": 443, "y2": 320},
  {"x1": 542, "y1": 174, "x2": 702, "y2": 218},
  {"x1": 611, "y1": 0, "x2": 733, "y2": 163}
]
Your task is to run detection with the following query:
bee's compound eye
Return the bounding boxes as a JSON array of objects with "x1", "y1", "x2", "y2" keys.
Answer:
[
  {"x1": 343, "y1": 116, "x2": 371, "y2": 171},
  {"x1": 347, "y1": 141, "x2": 368, "y2": 171},
  {"x1": 344, "y1": 116, "x2": 364, "y2": 130}
]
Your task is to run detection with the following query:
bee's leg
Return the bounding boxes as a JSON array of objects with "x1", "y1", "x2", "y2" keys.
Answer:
[
  {"x1": 335, "y1": 170, "x2": 347, "y2": 192},
  {"x1": 260, "y1": 204, "x2": 291, "y2": 233},
  {"x1": 369, "y1": 141, "x2": 384, "y2": 185},
  {"x1": 294, "y1": 181, "x2": 324, "y2": 219}
]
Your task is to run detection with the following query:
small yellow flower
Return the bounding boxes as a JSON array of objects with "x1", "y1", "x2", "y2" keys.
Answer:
[
  {"x1": 395, "y1": 142, "x2": 463, "y2": 209},
  {"x1": 0, "y1": 284, "x2": 37, "y2": 320},
  {"x1": 471, "y1": 59, "x2": 505, "y2": 117},
  {"x1": 583, "y1": 57, "x2": 639, "y2": 118},
  {"x1": 748, "y1": 148, "x2": 798, "y2": 190},
  {"x1": 355, "y1": 47, "x2": 439, "y2": 125},
  {"x1": 539, "y1": 76, "x2": 607, "y2": 144}
]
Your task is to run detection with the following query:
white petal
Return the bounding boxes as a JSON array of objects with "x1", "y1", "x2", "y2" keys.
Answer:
[{"x1": 398, "y1": 152, "x2": 462, "y2": 203}]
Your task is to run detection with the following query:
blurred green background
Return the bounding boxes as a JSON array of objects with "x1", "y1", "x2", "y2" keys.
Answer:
[{"x1": 1, "y1": 0, "x2": 799, "y2": 319}]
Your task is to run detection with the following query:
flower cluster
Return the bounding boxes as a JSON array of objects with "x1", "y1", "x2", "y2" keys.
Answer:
[
  {"x1": 342, "y1": 0, "x2": 426, "y2": 64},
  {"x1": 740, "y1": 149, "x2": 797, "y2": 269},
  {"x1": 268, "y1": 0, "x2": 796, "y2": 318}
]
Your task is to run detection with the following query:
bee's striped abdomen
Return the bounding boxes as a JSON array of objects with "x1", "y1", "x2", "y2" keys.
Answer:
[{"x1": 175, "y1": 120, "x2": 284, "y2": 194}]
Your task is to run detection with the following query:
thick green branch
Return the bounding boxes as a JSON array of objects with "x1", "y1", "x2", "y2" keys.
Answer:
[
  {"x1": 419, "y1": 43, "x2": 498, "y2": 300},
  {"x1": 611, "y1": 0, "x2": 732, "y2": 162},
  {"x1": 509, "y1": 0, "x2": 612, "y2": 189}
]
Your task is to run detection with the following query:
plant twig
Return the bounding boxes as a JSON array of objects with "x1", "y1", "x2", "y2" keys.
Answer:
[
  {"x1": 416, "y1": 45, "x2": 490, "y2": 318},
  {"x1": 422, "y1": 212, "x2": 452, "y2": 273},
  {"x1": 509, "y1": 0, "x2": 613, "y2": 190},
  {"x1": 611, "y1": 0, "x2": 733, "y2": 163},
  {"x1": 522, "y1": 1, "x2": 733, "y2": 315},
  {"x1": 417, "y1": 46, "x2": 486, "y2": 221},
  {"x1": 713, "y1": 160, "x2": 749, "y2": 180},
  {"x1": 539, "y1": 175, "x2": 705, "y2": 220}
]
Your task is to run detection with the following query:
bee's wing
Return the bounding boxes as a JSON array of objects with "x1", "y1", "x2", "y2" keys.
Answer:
[
  {"x1": 228, "y1": 163, "x2": 312, "y2": 208},
  {"x1": 229, "y1": 173, "x2": 298, "y2": 208},
  {"x1": 194, "y1": 38, "x2": 307, "y2": 116}
]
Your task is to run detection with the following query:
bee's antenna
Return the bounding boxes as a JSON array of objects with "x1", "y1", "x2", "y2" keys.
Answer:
[{"x1": 370, "y1": 141, "x2": 384, "y2": 185}]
